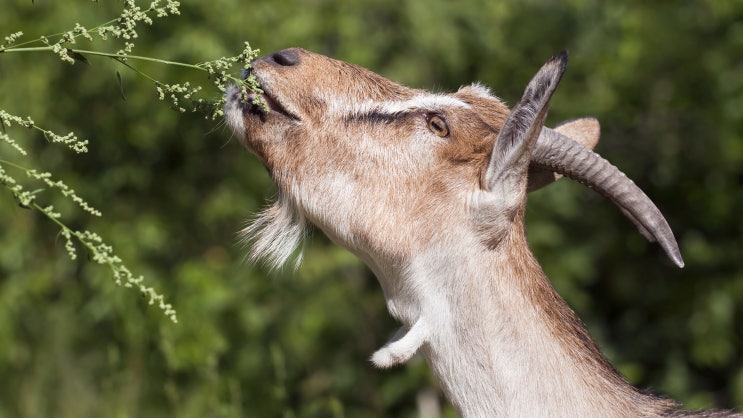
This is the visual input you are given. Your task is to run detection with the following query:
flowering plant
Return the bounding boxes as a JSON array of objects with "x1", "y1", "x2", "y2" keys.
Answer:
[{"x1": 0, "y1": 0, "x2": 264, "y2": 323}]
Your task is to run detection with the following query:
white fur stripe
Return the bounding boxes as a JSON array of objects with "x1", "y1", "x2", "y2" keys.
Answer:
[{"x1": 329, "y1": 94, "x2": 471, "y2": 118}]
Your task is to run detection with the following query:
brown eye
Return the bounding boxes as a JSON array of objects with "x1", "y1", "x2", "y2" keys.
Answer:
[{"x1": 427, "y1": 115, "x2": 450, "y2": 137}]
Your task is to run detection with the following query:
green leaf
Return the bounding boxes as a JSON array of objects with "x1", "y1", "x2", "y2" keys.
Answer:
[
  {"x1": 116, "y1": 71, "x2": 126, "y2": 101},
  {"x1": 67, "y1": 49, "x2": 88, "y2": 64}
]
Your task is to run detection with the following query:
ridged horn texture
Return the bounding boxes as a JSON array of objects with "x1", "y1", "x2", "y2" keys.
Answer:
[{"x1": 531, "y1": 127, "x2": 685, "y2": 268}]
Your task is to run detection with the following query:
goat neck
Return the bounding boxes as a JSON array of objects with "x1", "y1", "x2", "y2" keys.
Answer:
[{"x1": 225, "y1": 48, "x2": 686, "y2": 417}]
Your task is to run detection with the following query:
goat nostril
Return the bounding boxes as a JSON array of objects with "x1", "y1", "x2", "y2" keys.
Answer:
[{"x1": 270, "y1": 49, "x2": 300, "y2": 66}]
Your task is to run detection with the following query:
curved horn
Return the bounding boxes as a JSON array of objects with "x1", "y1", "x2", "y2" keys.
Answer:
[
  {"x1": 531, "y1": 127, "x2": 684, "y2": 268},
  {"x1": 527, "y1": 117, "x2": 600, "y2": 192}
]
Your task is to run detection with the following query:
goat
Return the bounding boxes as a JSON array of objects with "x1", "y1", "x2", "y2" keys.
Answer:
[{"x1": 225, "y1": 48, "x2": 737, "y2": 417}]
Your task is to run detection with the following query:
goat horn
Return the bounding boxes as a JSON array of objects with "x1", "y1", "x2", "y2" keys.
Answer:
[{"x1": 531, "y1": 127, "x2": 685, "y2": 268}]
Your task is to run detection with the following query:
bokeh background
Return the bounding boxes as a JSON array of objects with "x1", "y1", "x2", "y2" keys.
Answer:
[{"x1": 1, "y1": 1, "x2": 742, "y2": 417}]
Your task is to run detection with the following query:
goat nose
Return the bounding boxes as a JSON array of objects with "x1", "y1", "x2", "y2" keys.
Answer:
[{"x1": 267, "y1": 49, "x2": 301, "y2": 66}]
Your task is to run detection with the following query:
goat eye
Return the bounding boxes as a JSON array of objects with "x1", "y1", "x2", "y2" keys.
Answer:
[{"x1": 427, "y1": 115, "x2": 450, "y2": 137}]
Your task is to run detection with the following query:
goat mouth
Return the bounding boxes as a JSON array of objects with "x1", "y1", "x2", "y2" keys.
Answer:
[
  {"x1": 262, "y1": 92, "x2": 299, "y2": 120},
  {"x1": 236, "y1": 86, "x2": 300, "y2": 122}
]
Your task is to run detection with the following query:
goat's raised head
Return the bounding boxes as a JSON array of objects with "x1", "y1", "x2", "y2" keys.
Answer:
[
  {"x1": 226, "y1": 48, "x2": 682, "y2": 271},
  {"x1": 225, "y1": 48, "x2": 691, "y2": 416}
]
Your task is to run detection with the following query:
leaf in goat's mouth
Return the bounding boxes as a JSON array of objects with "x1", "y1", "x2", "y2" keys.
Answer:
[{"x1": 252, "y1": 94, "x2": 270, "y2": 114}]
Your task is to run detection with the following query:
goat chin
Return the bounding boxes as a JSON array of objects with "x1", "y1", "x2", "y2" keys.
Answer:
[{"x1": 225, "y1": 48, "x2": 729, "y2": 417}]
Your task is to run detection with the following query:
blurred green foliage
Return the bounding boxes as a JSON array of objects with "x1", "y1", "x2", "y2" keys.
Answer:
[{"x1": 0, "y1": 1, "x2": 741, "y2": 417}]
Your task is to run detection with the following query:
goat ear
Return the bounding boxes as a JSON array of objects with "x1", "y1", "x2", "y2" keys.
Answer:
[{"x1": 483, "y1": 52, "x2": 568, "y2": 197}]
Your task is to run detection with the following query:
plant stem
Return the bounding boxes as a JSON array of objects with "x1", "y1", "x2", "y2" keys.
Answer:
[
  {"x1": 0, "y1": 158, "x2": 30, "y2": 172},
  {"x1": 2, "y1": 46, "x2": 202, "y2": 70}
]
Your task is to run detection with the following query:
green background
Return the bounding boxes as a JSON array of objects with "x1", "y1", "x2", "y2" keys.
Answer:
[{"x1": 1, "y1": 1, "x2": 742, "y2": 417}]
